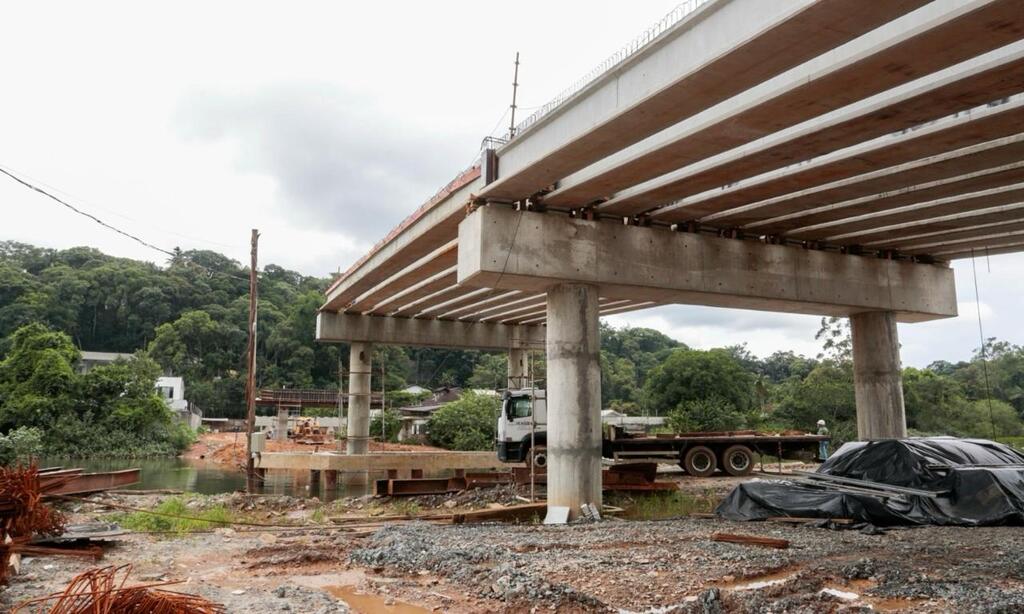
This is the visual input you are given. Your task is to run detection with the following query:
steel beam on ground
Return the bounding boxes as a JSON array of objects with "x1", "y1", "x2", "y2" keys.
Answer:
[
  {"x1": 645, "y1": 102, "x2": 1024, "y2": 224},
  {"x1": 479, "y1": 0, "x2": 931, "y2": 202},
  {"x1": 316, "y1": 311, "x2": 545, "y2": 350},
  {"x1": 547, "y1": 5, "x2": 1024, "y2": 209},
  {"x1": 458, "y1": 206, "x2": 957, "y2": 322}
]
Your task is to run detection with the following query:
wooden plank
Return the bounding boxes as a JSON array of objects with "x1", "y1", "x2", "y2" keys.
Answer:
[{"x1": 711, "y1": 532, "x2": 790, "y2": 549}]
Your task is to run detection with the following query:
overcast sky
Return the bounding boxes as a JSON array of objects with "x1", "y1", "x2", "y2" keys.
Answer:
[{"x1": 2, "y1": 1, "x2": 1021, "y2": 367}]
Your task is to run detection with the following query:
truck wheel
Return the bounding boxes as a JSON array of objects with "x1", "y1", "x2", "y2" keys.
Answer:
[
  {"x1": 528, "y1": 446, "x2": 547, "y2": 469},
  {"x1": 683, "y1": 446, "x2": 717, "y2": 477},
  {"x1": 722, "y1": 445, "x2": 754, "y2": 477}
]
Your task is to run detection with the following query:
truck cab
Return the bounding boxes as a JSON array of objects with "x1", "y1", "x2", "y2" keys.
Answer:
[{"x1": 497, "y1": 389, "x2": 547, "y2": 464}]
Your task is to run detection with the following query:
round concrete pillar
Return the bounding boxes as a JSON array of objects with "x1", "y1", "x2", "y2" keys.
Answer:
[
  {"x1": 508, "y1": 348, "x2": 528, "y2": 389},
  {"x1": 545, "y1": 283, "x2": 602, "y2": 520},
  {"x1": 851, "y1": 311, "x2": 907, "y2": 440},
  {"x1": 346, "y1": 342, "x2": 373, "y2": 485}
]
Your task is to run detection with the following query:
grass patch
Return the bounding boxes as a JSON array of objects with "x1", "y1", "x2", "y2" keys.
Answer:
[
  {"x1": 391, "y1": 499, "x2": 421, "y2": 517},
  {"x1": 111, "y1": 496, "x2": 235, "y2": 534},
  {"x1": 310, "y1": 507, "x2": 325, "y2": 524},
  {"x1": 607, "y1": 491, "x2": 718, "y2": 521}
]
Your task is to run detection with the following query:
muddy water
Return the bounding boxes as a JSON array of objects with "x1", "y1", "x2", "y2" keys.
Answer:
[
  {"x1": 324, "y1": 585, "x2": 431, "y2": 614},
  {"x1": 40, "y1": 456, "x2": 375, "y2": 502}
]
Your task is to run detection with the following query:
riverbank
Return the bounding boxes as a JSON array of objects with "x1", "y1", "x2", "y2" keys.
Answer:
[{"x1": 4, "y1": 471, "x2": 1024, "y2": 612}]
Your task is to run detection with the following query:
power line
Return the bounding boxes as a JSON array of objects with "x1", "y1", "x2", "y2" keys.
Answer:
[{"x1": 0, "y1": 164, "x2": 254, "y2": 283}]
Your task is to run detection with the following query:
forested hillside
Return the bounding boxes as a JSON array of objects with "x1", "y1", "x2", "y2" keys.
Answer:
[{"x1": 2, "y1": 240, "x2": 1023, "y2": 455}]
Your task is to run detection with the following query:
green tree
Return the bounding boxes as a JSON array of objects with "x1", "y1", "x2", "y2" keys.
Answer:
[
  {"x1": 666, "y1": 397, "x2": 745, "y2": 433},
  {"x1": 643, "y1": 348, "x2": 754, "y2": 415},
  {"x1": 427, "y1": 392, "x2": 499, "y2": 451},
  {"x1": 369, "y1": 409, "x2": 402, "y2": 443}
]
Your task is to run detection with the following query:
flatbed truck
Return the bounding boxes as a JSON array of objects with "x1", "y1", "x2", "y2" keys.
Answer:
[{"x1": 497, "y1": 389, "x2": 828, "y2": 477}]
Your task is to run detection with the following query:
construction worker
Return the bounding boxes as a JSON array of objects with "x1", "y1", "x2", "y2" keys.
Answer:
[{"x1": 817, "y1": 419, "x2": 830, "y2": 460}]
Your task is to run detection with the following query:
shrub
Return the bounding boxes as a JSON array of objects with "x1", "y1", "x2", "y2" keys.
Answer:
[{"x1": 427, "y1": 392, "x2": 499, "y2": 451}]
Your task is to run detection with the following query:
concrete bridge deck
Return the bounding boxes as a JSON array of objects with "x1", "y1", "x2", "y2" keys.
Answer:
[{"x1": 315, "y1": 0, "x2": 1024, "y2": 520}]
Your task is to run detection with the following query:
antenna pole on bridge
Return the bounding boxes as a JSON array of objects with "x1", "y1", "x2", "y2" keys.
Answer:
[{"x1": 508, "y1": 52, "x2": 520, "y2": 138}]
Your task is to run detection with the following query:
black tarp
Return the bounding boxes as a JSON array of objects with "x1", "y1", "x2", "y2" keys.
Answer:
[{"x1": 716, "y1": 437, "x2": 1024, "y2": 526}]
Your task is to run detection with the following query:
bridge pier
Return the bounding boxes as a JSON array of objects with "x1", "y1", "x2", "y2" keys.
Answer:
[
  {"x1": 851, "y1": 311, "x2": 907, "y2": 440},
  {"x1": 545, "y1": 283, "x2": 602, "y2": 522},
  {"x1": 346, "y1": 342, "x2": 373, "y2": 485},
  {"x1": 508, "y1": 348, "x2": 528, "y2": 389}
]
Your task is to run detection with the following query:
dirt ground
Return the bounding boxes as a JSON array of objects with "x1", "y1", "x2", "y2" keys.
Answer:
[
  {"x1": 4, "y1": 470, "x2": 1024, "y2": 613},
  {"x1": 184, "y1": 431, "x2": 443, "y2": 465}
]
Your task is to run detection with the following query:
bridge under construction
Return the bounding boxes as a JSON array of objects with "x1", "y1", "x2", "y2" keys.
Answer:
[{"x1": 316, "y1": 0, "x2": 1024, "y2": 519}]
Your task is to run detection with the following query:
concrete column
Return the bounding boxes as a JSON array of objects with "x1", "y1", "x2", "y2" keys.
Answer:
[
  {"x1": 545, "y1": 283, "x2": 602, "y2": 521},
  {"x1": 275, "y1": 408, "x2": 289, "y2": 441},
  {"x1": 508, "y1": 348, "x2": 528, "y2": 389},
  {"x1": 851, "y1": 311, "x2": 907, "y2": 440},
  {"x1": 345, "y1": 342, "x2": 373, "y2": 486}
]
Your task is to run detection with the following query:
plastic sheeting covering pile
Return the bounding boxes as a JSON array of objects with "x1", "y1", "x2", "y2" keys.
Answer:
[
  {"x1": 717, "y1": 437, "x2": 1024, "y2": 526},
  {"x1": 12, "y1": 564, "x2": 226, "y2": 614}
]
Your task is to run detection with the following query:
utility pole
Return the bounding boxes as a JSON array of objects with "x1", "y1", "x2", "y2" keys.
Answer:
[
  {"x1": 245, "y1": 229, "x2": 260, "y2": 493},
  {"x1": 508, "y1": 52, "x2": 520, "y2": 138}
]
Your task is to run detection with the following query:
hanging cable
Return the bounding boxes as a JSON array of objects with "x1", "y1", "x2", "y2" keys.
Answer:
[
  {"x1": 970, "y1": 248, "x2": 997, "y2": 440},
  {"x1": 0, "y1": 165, "x2": 255, "y2": 283}
]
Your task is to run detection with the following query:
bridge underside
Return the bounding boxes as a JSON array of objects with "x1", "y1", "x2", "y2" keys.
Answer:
[{"x1": 318, "y1": 0, "x2": 1024, "y2": 519}]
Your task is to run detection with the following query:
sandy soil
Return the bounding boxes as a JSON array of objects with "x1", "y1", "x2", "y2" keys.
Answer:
[{"x1": 183, "y1": 431, "x2": 444, "y2": 465}]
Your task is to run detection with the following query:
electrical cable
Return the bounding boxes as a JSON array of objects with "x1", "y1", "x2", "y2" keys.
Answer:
[
  {"x1": 970, "y1": 248, "x2": 998, "y2": 440},
  {"x1": 0, "y1": 165, "x2": 255, "y2": 283}
]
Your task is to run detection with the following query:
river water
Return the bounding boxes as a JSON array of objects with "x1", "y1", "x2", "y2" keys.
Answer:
[{"x1": 43, "y1": 457, "x2": 374, "y2": 502}]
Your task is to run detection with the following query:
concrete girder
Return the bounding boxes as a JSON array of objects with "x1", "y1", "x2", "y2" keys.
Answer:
[
  {"x1": 835, "y1": 203, "x2": 1024, "y2": 247},
  {"x1": 781, "y1": 179, "x2": 1024, "y2": 240},
  {"x1": 903, "y1": 229, "x2": 1024, "y2": 255},
  {"x1": 324, "y1": 168, "x2": 482, "y2": 311},
  {"x1": 463, "y1": 293, "x2": 546, "y2": 321},
  {"x1": 703, "y1": 135, "x2": 1024, "y2": 230},
  {"x1": 316, "y1": 311, "x2": 545, "y2": 351},
  {"x1": 479, "y1": 300, "x2": 548, "y2": 323},
  {"x1": 937, "y1": 242, "x2": 1024, "y2": 260},
  {"x1": 390, "y1": 285, "x2": 483, "y2": 318},
  {"x1": 547, "y1": 3, "x2": 1024, "y2": 209},
  {"x1": 412, "y1": 287, "x2": 495, "y2": 318},
  {"x1": 346, "y1": 240, "x2": 457, "y2": 313},
  {"x1": 458, "y1": 206, "x2": 957, "y2": 323},
  {"x1": 365, "y1": 268, "x2": 456, "y2": 315},
  {"x1": 645, "y1": 101, "x2": 1024, "y2": 224},
  {"x1": 479, "y1": 0, "x2": 932, "y2": 203},
  {"x1": 437, "y1": 291, "x2": 524, "y2": 320}
]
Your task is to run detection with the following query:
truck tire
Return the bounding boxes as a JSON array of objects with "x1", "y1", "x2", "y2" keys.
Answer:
[
  {"x1": 528, "y1": 445, "x2": 547, "y2": 469},
  {"x1": 721, "y1": 445, "x2": 755, "y2": 477},
  {"x1": 683, "y1": 446, "x2": 716, "y2": 477}
]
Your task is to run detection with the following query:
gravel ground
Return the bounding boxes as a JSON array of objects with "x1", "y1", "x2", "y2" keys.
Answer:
[{"x1": 352, "y1": 518, "x2": 1024, "y2": 613}]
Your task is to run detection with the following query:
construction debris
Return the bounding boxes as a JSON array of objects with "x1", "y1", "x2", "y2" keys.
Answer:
[
  {"x1": 711, "y1": 532, "x2": 790, "y2": 549},
  {"x1": 512, "y1": 462, "x2": 679, "y2": 492},
  {"x1": 11, "y1": 564, "x2": 226, "y2": 613}
]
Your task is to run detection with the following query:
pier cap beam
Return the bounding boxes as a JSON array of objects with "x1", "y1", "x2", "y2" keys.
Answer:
[
  {"x1": 316, "y1": 311, "x2": 545, "y2": 351},
  {"x1": 457, "y1": 206, "x2": 957, "y2": 323}
]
